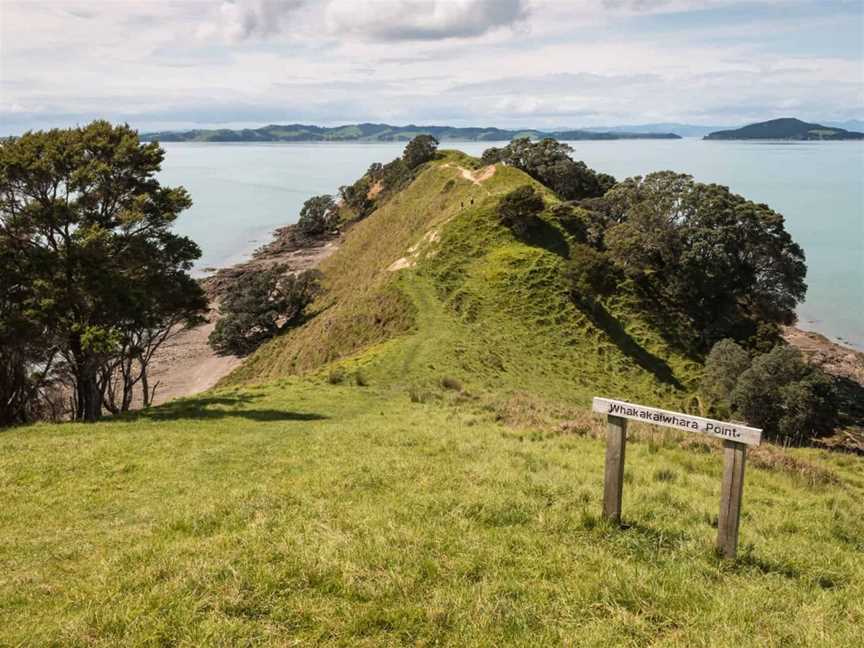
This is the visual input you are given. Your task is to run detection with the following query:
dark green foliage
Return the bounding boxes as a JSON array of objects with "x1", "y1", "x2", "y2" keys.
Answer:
[
  {"x1": 380, "y1": 158, "x2": 413, "y2": 193},
  {"x1": 566, "y1": 244, "x2": 618, "y2": 298},
  {"x1": 339, "y1": 176, "x2": 374, "y2": 219},
  {"x1": 0, "y1": 121, "x2": 206, "y2": 422},
  {"x1": 700, "y1": 339, "x2": 752, "y2": 415},
  {"x1": 730, "y1": 345, "x2": 837, "y2": 444},
  {"x1": 484, "y1": 138, "x2": 616, "y2": 201},
  {"x1": 550, "y1": 204, "x2": 588, "y2": 242},
  {"x1": 0, "y1": 244, "x2": 57, "y2": 426},
  {"x1": 498, "y1": 185, "x2": 545, "y2": 236},
  {"x1": 297, "y1": 195, "x2": 338, "y2": 236},
  {"x1": 481, "y1": 147, "x2": 504, "y2": 165},
  {"x1": 402, "y1": 135, "x2": 439, "y2": 169},
  {"x1": 209, "y1": 268, "x2": 321, "y2": 356},
  {"x1": 594, "y1": 172, "x2": 806, "y2": 351}
]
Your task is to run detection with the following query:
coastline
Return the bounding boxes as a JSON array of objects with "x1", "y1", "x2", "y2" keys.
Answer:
[{"x1": 143, "y1": 225, "x2": 341, "y2": 406}]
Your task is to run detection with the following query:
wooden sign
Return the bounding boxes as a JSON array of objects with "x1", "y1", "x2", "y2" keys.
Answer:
[
  {"x1": 592, "y1": 398, "x2": 762, "y2": 446},
  {"x1": 592, "y1": 397, "x2": 762, "y2": 559}
]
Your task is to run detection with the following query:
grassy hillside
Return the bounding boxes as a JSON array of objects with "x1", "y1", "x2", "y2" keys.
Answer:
[
  {"x1": 230, "y1": 150, "x2": 699, "y2": 412},
  {"x1": 2, "y1": 149, "x2": 863, "y2": 646}
]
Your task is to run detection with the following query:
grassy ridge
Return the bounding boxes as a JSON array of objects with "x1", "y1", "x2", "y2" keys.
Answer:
[
  {"x1": 230, "y1": 150, "x2": 699, "y2": 412},
  {"x1": 2, "y1": 383, "x2": 862, "y2": 645}
]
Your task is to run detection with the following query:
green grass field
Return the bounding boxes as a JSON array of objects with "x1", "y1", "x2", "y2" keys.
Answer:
[
  {"x1": 2, "y1": 151, "x2": 862, "y2": 646},
  {"x1": 2, "y1": 381, "x2": 862, "y2": 646}
]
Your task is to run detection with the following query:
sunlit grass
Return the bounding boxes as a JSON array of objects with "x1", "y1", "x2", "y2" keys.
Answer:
[{"x1": 1, "y1": 380, "x2": 862, "y2": 646}]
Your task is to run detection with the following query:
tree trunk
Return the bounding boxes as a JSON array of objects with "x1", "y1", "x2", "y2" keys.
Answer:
[{"x1": 72, "y1": 339, "x2": 102, "y2": 422}]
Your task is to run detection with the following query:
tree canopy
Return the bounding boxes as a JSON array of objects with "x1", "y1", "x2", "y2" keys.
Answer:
[
  {"x1": 209, "y1": 267, "x2": 321, "y2": 356},
  {"x1": 0, "y1": 121, "x2": 207, "y2": 423},
  {"x1": 483, "y1": 138, "x2": 616, "y2": 201},
  {"x1": 700, "y1": 342, "x2": 838, "y2": 443},
  {"x1": 297, "y1": 195, "x2": 339, "y2": 236},
  {"x1": 403, "y1": 135, "x2": 439, "y2": 169},
  {"x1": 497, "y1": 185, "x2": 545, "y2": 236},
  {"x1": 584, "y1": 172, "x2": 806, "y2": 350}
]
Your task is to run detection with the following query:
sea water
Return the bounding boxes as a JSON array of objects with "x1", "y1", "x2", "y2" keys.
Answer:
[{"x1": 159, "y1": 140, "x2": 864, "y2": 348}]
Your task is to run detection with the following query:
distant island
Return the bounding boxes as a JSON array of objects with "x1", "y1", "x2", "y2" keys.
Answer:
[
  {"x1": 705, "y1": 118, "x2": 864, "y2": 141},
  {"x1": 141, "y1": 122, "x2": 681, "y2": 143}
]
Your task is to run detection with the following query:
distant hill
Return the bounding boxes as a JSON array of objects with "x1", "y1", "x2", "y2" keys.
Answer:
[
  {"x1": 705, "y1": 118, "x2": 864, "y2": 141},
  {"x1": 141, "y1": 122, "x2": 681, "y2": 143},
  {"x1": 583, "y1": 123, "x2": 731, "y2": 138}
]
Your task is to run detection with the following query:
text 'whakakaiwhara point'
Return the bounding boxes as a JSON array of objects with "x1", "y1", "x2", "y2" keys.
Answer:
[{"x1": 592, "y1": 397, "x2": 762, "y2": 446}]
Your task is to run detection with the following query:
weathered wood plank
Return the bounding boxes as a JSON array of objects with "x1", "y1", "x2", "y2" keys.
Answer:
[
  {"x1": 602, "y1": 415, "x2": 627, "y2": 522},
  {"x1": 592, "y1": 397, "x2": 762, "y2": 446},
  {"x1": 717, "y1": 440, "x2": 747, "y2": 559}
]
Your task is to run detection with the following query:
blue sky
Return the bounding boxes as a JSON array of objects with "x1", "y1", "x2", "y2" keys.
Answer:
[{"x1": 1, "y1": 0, "x2": 862, "y2": 134}]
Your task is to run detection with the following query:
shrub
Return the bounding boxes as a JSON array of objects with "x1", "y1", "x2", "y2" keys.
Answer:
[
  {"x1": 498, "y1": 185, "x2": 544, "y2": 236},
  {"x1": 701, "y1": 339, "x2": 752, "y2": 415},
  {"x1": 566, "y1": 244, "x2": 618, "y2": 298},
  {"x1": 730, "y1": 345, "x2": 838, "y2": 444},
  {"x1": 483, "y1": 138, "x2": 615, "y2": 201},
  {"x1": 403, "y1": 134, "x2": 438, "y2": 169},
  {"x1": 440, "y1": 376, "x2": 463, "y2": 392},
  {"x1": 327, "y1": 367, "x2": 346, "y2": 384},
  {"x1": 297, "y1": 195, "x2": 339, "y2": 236},
  {"x1": 551, "y1": 204, "x2": 588, "y2": 242},
  {"x1": 354, "y1": 370, "x2": 369, "y2": 387},
  {"x1": 209, "y1": 267, "x2": 321, "y2": 356}
]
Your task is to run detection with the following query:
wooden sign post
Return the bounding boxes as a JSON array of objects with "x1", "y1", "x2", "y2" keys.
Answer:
[{"x1": 592, "y1": 397, "x2": 762, "y2": 559}]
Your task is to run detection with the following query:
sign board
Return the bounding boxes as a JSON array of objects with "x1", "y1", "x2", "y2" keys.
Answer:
[
  {"x1": 592, "y1": 395, "x2": 761, "y2": 559},
  {"x1": 592, "y1": 397, "x2": 762, "y2": 446}
]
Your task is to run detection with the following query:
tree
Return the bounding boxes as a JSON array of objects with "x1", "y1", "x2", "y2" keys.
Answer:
[
  {"x1": 0, "y1": 242, "x2": 59, "y2": 426},
  {"x1": 498, "y1": 185, "x2": 545, "y2": 236},
  {"x1": 484, "y1": 138, "x2": 615, "y2": 201},
  {"x1": 700, "y1": 339, "x2": 752, "y2": 415},
  {"x1": 567, "y1": 244, "x2": 618, "y2": 299},
  {"x1": 598, "y1": 172, "x2": 807, "y2": 350},
  {"x1": 730, "y1": 345, "x2": 837, "y2": 444},
  {"x1": 209, "y1": 267, "x2": 321, "y2": 356},
  {"x1": 0, "y1": 121, "x2": 207, "y2": 422},
  {"x1": 403, "y1": 135, "x2": 438, "y2": 169},
  {"x1": 297, "y1": 195, "x2": 339, "y2": 236}
]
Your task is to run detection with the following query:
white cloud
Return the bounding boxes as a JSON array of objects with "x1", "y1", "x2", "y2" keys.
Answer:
[
  {"x1": 0, "y1": 0, "x2": 861, "y2": 133},
  {"x1": 326, "y1": 0, "x2": 529, "y2": 41},
  {"x1": 196, "y1": 0, "x2": 307, "y2": 43}
]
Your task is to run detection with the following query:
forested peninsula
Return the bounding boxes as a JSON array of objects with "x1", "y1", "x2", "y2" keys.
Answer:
[{"x1": 141, "y1": 122, "x2": 682, "y2": 143}]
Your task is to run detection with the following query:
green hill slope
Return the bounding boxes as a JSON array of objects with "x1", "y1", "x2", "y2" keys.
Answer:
[{"x1": 229, "y1": 151, "x2": 699, "y2": 413}]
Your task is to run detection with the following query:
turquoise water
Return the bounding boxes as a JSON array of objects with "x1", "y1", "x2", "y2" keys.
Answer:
[{"x1": 159, "y1": 140, "x2": 864, "y2": 348}]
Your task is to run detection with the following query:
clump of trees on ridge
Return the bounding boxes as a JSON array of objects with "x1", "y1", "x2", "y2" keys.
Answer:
[{"x1": 488, "y1": 139, "x2": 836, "y2": 443}]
